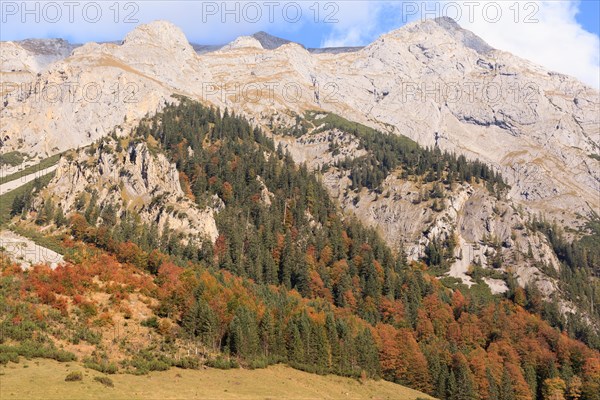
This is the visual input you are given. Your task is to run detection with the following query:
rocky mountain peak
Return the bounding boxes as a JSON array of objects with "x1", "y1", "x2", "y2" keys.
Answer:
[
  {"x1": 222, "y1": 36, "x2": 264, "y2": 50},
  {"x1": 432, "y1": 17, "x2": 494, "y2": 54},
  {"x1": 17, "y1": 38, "x2": 78, "y2": 56},
  {"x1": 122, "y1": 20, "x2": 193, "y2": 53},
  {"x1": 378, "y1": 16, "x2": 494, "y2": 55},
  {"x1": 251, "y1": 31, "x2": 294, "y2": 50}
]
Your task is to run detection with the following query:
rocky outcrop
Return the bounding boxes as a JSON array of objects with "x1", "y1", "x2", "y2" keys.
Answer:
[
  {"x1": 35, "y1": 137, "x2": 219, "y2": 244},
  {"x1": 0, "y1": 38, "x2": 78, "y2": 84}
]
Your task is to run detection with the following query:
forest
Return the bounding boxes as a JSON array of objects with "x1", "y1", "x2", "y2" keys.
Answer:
[{"x1": 2, "y1": 99, "x2": 599, "y2": 400}]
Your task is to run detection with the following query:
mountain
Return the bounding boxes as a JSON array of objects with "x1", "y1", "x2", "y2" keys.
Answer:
[
  {"x1": 251, "y1": 31, "x2": 293, "y2": 49},
  {"x1": 2, "y1": 19, "x2": 597, "y2": 225},
  {"x1": 1, "y1": 18, "x2": 600, "y2": 400}
]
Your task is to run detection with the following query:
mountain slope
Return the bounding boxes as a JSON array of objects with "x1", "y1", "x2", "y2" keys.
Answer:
[
  {"x1": 3, "y1": 99, "x2": 599, "y2": 400},
  {"x1": 2, "y1": 19, "x2": 598, "y2": 227}
]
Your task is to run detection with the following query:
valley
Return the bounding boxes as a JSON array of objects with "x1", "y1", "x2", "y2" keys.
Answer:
[{"x1": 1, "y1": 16, "x2": 599, "y2": 400}]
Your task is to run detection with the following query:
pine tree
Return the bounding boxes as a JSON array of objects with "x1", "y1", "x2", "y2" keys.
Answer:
[
  {"x1": 259, "y1": 311, "x2": 275, "y2": 358},
  {"x1": 182, "y1": 298, "x2": 218, "y2": 350},
  {"x1": 325, "y1": 314, "x2": 340, "y2": 373},
  {"x1": 286, "y1": 322, "x2": 304, "y2": 365},
  {"x1": 453, "y1": 354, "x2": 478, "y2": 400},
  {"x1": 447, "y1": 370, "x2": 458, "y2": 400},
  {"x1": 499, "y1": 366, "x2": 516, "y2": 400},
  {"x1": 227, "y1": 306, "x2": 259, "y2": 360},
  {"x1": 355, "y1": 328, "x2": 380, "y2": 378},
  {"x1": 279, "y1": 232, "x2": 294, "y2": 289}
]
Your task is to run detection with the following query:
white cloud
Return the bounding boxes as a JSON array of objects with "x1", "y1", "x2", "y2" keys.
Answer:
[{"x1": 320, "y1": 1, "x2": 398, "y2": 47}]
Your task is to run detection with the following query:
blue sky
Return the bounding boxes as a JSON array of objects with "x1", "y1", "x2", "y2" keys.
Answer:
[
  {"x1": 1, "y1": 1, "x2": 599, "y2": 87},
  {"x1": 578, "y1": 0, "x2": 600, "y2": 36}
]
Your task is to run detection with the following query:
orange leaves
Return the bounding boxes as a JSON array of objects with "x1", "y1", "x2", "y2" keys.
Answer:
[
  {"x1": 304, "y1": 245, "x2": 317, "y2": 270},
  {"x1": 506, "y1": 362, "x2": 534, "y2": 400},
  {"x1": 374, "y1": 324, "x2": 432, "y2": 392},
  {"x1": 308, "y1": 270, "x2": 333, "y2": 303},
  {"x1": 156, "y1": 262, "x2": 184, "y2": 292},
  {"x1": 422, "y1": 293, "x2": 454, "y2": 336},
  {"x1": 271, "y1": 233, "x2": 285, "y2": 263},
  {"x1": 221, "y1": 181, "x2": 233, "y2": 202},
  {"x1": 379, "y1": 297, "x2": 406, "y2": 326},
  {"x1": 69, "y1": 213, "x2": 89, "y2": 240},
  {"x1": 416, "y1": 309, "x2": 435, "y2": 341},
  {"x1": 319, "y1": 245, "x2": 333, "y2": 267},
  {"x1": 342, "y1": 289, "x2": 357, "y2": 312},
  {"x1": 115, "y1": 242, "x2": 147, "y2": 270},
  {"x1": 374, "y1": 323, "x2": 400, "y2": 376},
  {"x1": 451, "y1": 289, "x2": 467, "y2": 318},
  {"x1": 330, "y1": 259, "x2": 349, "y2": 286},
  {"x1": 583, "y1": 356, "x2": 600, "y2": 381},
  {"x1": 456, "y1": 312, "x2": 485, "y2": 348},
  {"x1": 468, "y1": 347, "x2": 492, "y2": 398},
  {"x1": 179, "y1": 171, "x2": 195, "y2": 201},
  {"x1": 214, "y1": 234, "x2": 228, "y2": 262}
]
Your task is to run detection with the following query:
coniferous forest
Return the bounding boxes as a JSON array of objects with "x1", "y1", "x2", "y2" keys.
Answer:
[{"x1": 2, "y1": 99, "x2": 599, "y2": 400}]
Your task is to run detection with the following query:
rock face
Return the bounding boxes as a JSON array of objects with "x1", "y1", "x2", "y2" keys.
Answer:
[
  {"x1": 35, "y1": 137, "x2": 219, "y2": 244},
  {"x1": 1, "y1": 19, "x2": 598, "y2": 228}
]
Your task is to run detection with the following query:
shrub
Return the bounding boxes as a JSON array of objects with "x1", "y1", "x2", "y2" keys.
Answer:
[
  {"x1": 83, "y1": 359, "x2": 118, "y2": 374},
  {"x1": 93, "y1": 376, "x2": 114, "y2": 387},
  {"x1": 65, "y1": 371, "x2": 83, "y2": 382},
  {"x1": 206, "y1": 356, "x2": 239, "y2": 370},
  {"x1": 248, "y1": 357, "x2": 269, "y2": 370},
  {"x1": 0, "y1": 151, "x2": 25, "y2": 166},
  {"x1": 130, "y1": 353, "x2": 170, "y2": 375},
  {"x1": 72, "y1": 328, "x2": 102, "y2": 345},
  {"x1": 172, "y1": 356, "x2": 200, "y2": 370},
  {"x1": 140, "y1": 316, "x2": 159, "y2": 329},
  {"x1": 0, "y1": 351, "x2": 19, "y2": 365},
  {"x1": 0, "y1": 342, "x2": 76, "y2": 363}
]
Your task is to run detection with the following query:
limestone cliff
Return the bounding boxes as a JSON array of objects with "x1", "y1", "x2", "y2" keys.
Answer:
[{"x1": 33, "y1": 136, "x2": 219, "y2": 244}]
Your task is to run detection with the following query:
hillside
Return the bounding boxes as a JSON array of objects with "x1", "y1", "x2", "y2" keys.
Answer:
[
  {"x1": 276, "y1": 111, "x2": 600, "y2": 341},
  {"x1": 2, "y1": 99, "x2": 599, "y2": 400}
]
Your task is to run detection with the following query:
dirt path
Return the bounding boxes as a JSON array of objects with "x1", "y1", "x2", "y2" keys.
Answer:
[
  {"x1": 0, "y1": 230, "x2": 63, "y2": 269},
  {"x1": 0, "y1": 165, "x2": 58, "y2": 195}
]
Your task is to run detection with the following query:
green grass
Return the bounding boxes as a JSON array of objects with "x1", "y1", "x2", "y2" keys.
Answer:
[
  {"x1": 0, "y1": 171, "x2": 55, "y2": 226},
  {"x1": 305, "y1": 111, "x2": 418, "y2": 148},
  {"x1": 0, "y1": 151, "x2": 26, "y2": 167},
  {"x1": 0, "y1": 154, "x2": 61, "y2": 186},
  {"x1": 0, "y1": 359, "x2": 435, "y2": 400},
  {"x1": 9, "y1": 225, "x2": 66, "y2": 255}
]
